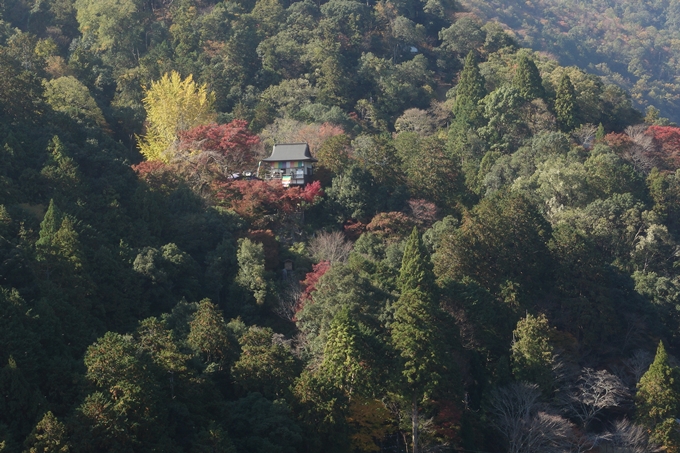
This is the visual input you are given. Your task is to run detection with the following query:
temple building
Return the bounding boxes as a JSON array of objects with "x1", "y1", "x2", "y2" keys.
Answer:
[{"x1": 260, "y1": 143, "x2": 317, "y2": 186}]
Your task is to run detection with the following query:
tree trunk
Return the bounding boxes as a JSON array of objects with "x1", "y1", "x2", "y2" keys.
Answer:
[{"x1": 412, "y1": 394, "x2": 419, "y2": 453}]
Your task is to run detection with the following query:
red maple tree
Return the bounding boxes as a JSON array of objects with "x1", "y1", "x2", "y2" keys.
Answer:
[
  {"x1": 178, "y1": 120, "x2": 260, "y2": 175},
  {"x1": 647, "y1": 125, "x2": 680, "y2": 170},
  {"x1": 299, "y1": 260, "x2": 331, "y2": 305},
  {"x1": 214, "y1": 180, "x2": 323, "y2": 229}
]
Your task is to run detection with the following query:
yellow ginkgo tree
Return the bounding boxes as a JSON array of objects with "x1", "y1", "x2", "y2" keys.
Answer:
[{"x1": 137, "y1": 71, "x2": 216, "y2": 162}]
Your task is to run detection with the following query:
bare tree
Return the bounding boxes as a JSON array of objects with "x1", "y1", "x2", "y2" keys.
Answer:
[
  {"x1": 490, "y1": 382, "x2": 591, "y2": 453},
  {"x1": 600, "y1": 419, "x2": 659, "y2": 453},
  {"x1": 309, "y1": 231, "x2": 353, "y2": 263},
  {"x1": 620, "y1": 125, "x2": 659, "y2": 174},
  {"x1": 489, "y1": 382, "x2": 541, "y2": 452},
  {"x1": 524, "y1": 411, "x2": 574, "y2": 453},
  {"x1": 572, "y1": 124, "x2": 598, "y2": 148},
  {"x1": 274, "y1": 281, "x2": 302, "y2": 322},
  {"x1": 561, "y1": 369, "x2": 630, "y2": 429},
  {"x1": 624, "y1": 350, "x2": 653, "y2": 384},
  {"x1": 625, "y1": 125, "x2": 655, "y2": 153},
  {"x1": 489, "y1": 382, "x2": 575, "y2": 453}
]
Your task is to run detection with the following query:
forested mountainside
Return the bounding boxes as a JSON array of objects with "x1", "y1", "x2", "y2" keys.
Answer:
[
  {"x1": 4, "y1": 0, "x2": 680, "y2": 451},
  {"x1": 458, "y1": 0, "x2": 680, "y2": 125}
]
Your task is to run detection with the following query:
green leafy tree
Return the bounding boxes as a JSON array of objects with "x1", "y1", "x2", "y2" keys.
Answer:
[
  {"x1": 636, "y1": 341, "x2": 680, "y2": 452},
  {"x1": 326, "y1": 166, "x2": 378, "y2": 222},
  {"x1": 74, "y1": 0, "x2": 148, "y2": 66},
  {"x1": 296, "y1": 264, "x2": 384, "y2": 358},
  {"x1": 76, "y1": 332, "x2": 167, "y2": 452},
  {"x1": 316, "y1": 134, "x2": 352, "y2": 176},
  {"x1": 43, "y1": 77, "x2": 107, "y2": 128},
  {"x1": 398, "y1": 227, "x2": 435, "y2": 294},
  {"x1": 227, "y1": 393, "x2": 303, "y2": 453},
  {"x1": 234, "y1": 238, "x2": 269, "y2": 306},
  {"x1": 136, "y1": 317, "x2": 190, "y2": 381},
  {"x1": 479, "y1": 85, "x2": 529, "y2": 152},
  {"x1": 36, "y1": 206, "x2": 94, "y2": 313},
  {"x1": 435, "y1": 190, "x2": 552, "y2": 294},
  {"x1": 555, "y1": 72, "x2": 578, "y2": 132},
  {"x1": 192, "y1": 422, "x2": 236, "y2": 453},
  {"x1": 0, "y1": 48, "x2": 44, "y2": 123},
  {"x1": 36, "y1": 199, "x2": 62, "y2": 251},
  {"x1": 231, "y1": 326, "x2": 300, "y2": 399},
  {"x1": 395, "y1": 134, "x2": 463, "y2": 209},
  {"x1": 0, "y1": 357, "x2": 43, "y2": 441},
  {"x1": 40, "y1": 137, "x2": 81, "y2": 203}
]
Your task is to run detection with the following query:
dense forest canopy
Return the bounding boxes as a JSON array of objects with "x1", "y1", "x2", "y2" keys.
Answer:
[
  {"x1": 459, "y1": 0, "x2": 680, "y2": 124},
  {"x1": 2, "y1": 0, "x2": 680, "y2": 451}
]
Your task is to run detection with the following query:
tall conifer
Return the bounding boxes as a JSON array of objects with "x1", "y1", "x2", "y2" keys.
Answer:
[
  {"x1": 513, "y1": 54, "x2": 544, "y2": 100},
  {"x1": 636, "y1": 341, "x2": 680, "y2": 452},
  {"x1": 392, "y1": 227, "x2": 447, "y2": 453},
  {"x1": 36, "y1": 200, "x2": 62, "y2": 249},
  {"x1": 555, "y1": 72, "x2": 578, "y2": 132},
  {"x1": 398, "y1": 227, "x2": 435, "y2": 294},
  {"x1": 453, "y1": 51, "x2": 487, "y2": 127}
]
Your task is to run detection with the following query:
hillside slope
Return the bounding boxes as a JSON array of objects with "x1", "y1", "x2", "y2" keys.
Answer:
[{"x1": 459, "y1": 0, "x2": 680, "y2": 123}]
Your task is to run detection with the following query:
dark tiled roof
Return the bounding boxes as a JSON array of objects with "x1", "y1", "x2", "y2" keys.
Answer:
[{"x1": 262, "y1": 143, "x2": 318, "y2": 162}]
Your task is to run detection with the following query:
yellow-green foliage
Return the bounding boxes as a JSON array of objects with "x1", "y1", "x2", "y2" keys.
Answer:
[{"x1": 138, "y1": 71, "x2": 215, "y2": 162}]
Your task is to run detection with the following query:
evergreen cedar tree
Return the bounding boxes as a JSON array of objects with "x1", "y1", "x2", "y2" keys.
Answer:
[
  {"x1": 555, "y1": 72, "x2": 578, "y2": 132},
  {"x1": 512, "y1": 55, "x2": 545, "y2": 101},
  {"x1": 392, "y1": 227, "x2": 449, "y2": 453},
  {"x1": 636, "y1": 341, "x2": 680, "y2": 452},
  {"x1": 452, "y1": 51, "x2": 487, "y2": 127}
]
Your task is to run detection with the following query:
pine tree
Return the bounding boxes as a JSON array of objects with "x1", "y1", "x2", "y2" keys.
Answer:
[
  {"x1": 596, "y1": 122, "x2": 605, "y2": 141},
  {"x1": 555, "y1": 72, "x2": 578, "y2": 132},
  {"x1": 512, "y1": 55, "x2": 544, "y2": 100},
  {"x1": 453, "y1": 51, "x2": 487, "y2": 127},
  {"x1": 636, "y1": 341, "x2": 680, "y2": 452},
  {"x1": 391, "y1": 228, "x2": 448, "y2": 453}
]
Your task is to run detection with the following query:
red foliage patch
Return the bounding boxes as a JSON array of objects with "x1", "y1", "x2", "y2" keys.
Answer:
[
  {"x1": 604, "y1": 132, "x2": 633, "y2": 150},
  {"x1": 132, "y1": 161, "x2": 180, "y2": 192},
  {"x1": 213, "y1": 180, "x2": 323, "y2": 229},
  {"x1": 343, "y1": 219, "x2": 366, "y2": 240},
  {"x1": 433, "y1": 400, "x2": 462, "y2": 442},
  {"x1": 647, "y1": 125, "x2": 680, "y2": 170},
  {"x1": 366, "y1": 211, "x2": 415, "y2": 242},
  {"x1": 407, "y1": 199, "x2": 439, "y2": 228},
  {"x1": 292, "y1": 122, "x2": 345, "y2": 155},
  {"x1": 132, "y1": 160, "x2": 168, "y2": 176},
  {"x1": 179, "y1": 120, "x2": 260, "y2": 155},
  {"x1": 299, "y1": 260, "x2": 331, "y2": 305},
  {"x1": 178, "y1": 120, "x2": 260, "y2": 174}
]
